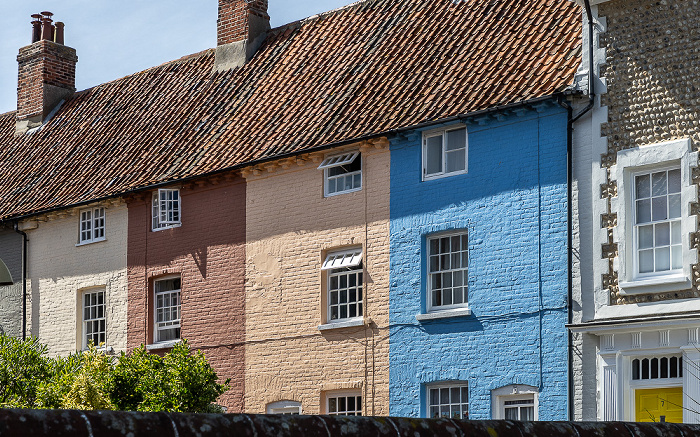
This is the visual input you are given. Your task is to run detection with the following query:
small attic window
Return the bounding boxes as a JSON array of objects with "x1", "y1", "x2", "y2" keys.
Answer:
[{"x1": 318, "y1": 152, "x2": 362, "y2": 197}]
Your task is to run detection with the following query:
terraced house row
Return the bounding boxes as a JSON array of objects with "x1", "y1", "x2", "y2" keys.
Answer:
[{"x1": 0, "y1": 0, "x2": 698, "y2": 424}]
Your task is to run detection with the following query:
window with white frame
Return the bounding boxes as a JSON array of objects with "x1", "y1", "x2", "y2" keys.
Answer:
[
  {"x1": 428, "y1": 383, "x2": 469, "y2": 419},
  {"x1": 79, "y1": 207, "x2": 105, "y2": 244},
  {"x1": 318, "y1": 152, "x2": 362, "y2": 197},
  {"x1": 613, "y1": 139, "x2": 697, "y2": 296},
  {"x1": 428, "y1": 232, "x2": 468, "y2": 311},
  {"x1": 82, "y1": 288, "x2": 106, "y2": 349},
  {"x1": 267, "y1": 400, "x2": 302, "y2": 415},
  {"x1": 503, "y1": 397, "x2": 535, "y2": 421},
  {"x1": 322, "y1": 248, "x2": 363, "y2": 322},
  {"x1": 633, "y1": 167, "x2": 682, "y2": 276},
  {"x1": 327, "y1": 393, "x2": 362, "y2": 416},
  {"x1": 152, "y1": 189, "x2": 181, "y2": 230},
  {"x1": 154, "y1": 277, "x2": 181, "y2": 343},
  {"x1": 423, "y1": 126, "x2": 467, "y2": 180}
]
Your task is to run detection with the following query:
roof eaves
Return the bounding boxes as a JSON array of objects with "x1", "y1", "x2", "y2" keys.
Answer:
[{"x1": 0, "y1": 92, "x2": 569, "y2": 225}]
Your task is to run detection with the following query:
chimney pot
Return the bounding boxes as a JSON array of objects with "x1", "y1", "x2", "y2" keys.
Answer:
[
  {"x1": 55, "y1": 22, "x2": 65, "y2": 45},
  {"x1": 31, "y1": 16, "x2": 42, "y2": 43},
  {"x1": 40, "y1": 16, "x2": 54, "y2": 41}
]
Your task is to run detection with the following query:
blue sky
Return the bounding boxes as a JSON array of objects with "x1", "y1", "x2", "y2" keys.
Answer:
[{"x1": 0, "y1": 0, "x2": 357, "y2": 114}]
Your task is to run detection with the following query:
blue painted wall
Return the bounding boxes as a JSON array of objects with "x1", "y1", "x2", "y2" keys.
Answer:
[{"x1": 388, "y1": 103, "x2": 569, "y2": 420}]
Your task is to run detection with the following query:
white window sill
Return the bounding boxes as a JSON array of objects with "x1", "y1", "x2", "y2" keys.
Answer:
[
  {"x1": 618, "y1": 274, "x2": 691, "y2": 296},
  {"x1": 416, "y1": 308, "x2": 472, "y2": 321},
  {"x1": 75, "y1": 238, "x2": 106, "y2": 247},
  {"x1": 318, "y1": 318, "x2": 365, "y2": 331},
  {"x1": 152, "y1": 223, "x2": 182, "y2": 232},
  {"x1": 422, "y1": 169, "x2": 468, "y2": 182},
  {"x1": 324, "y1": 187, "x2": 362, "y2": 198},
  {"x1": 146, "y1": 339, "x2": 181, "y2": 350}
]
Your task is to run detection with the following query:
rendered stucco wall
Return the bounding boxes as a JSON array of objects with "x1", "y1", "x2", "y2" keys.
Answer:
[
  {"x1": 126, "y1": 176, "x2": 246, "y2": 412},
  {"x1": 244, "y1": 142, "x2": 390, "y2": 415},
  {"x1": 389, "y1": 106, "x2": 569, "y2": 420},
  {"x1": 24, "y1": 202, "x2": 128, "y2": 356},
  {"x1": 0, "y1": 230, "x2": 23, "y2": 337}
]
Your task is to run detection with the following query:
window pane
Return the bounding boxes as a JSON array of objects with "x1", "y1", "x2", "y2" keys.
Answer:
[
  {"x1": 446, "y1": 128, "x2": 466, "y2": 151},
  {"x1": 504, "y1": 407, "x2": 518, "y2": 420},
  {"x1": 672, "y1": 246, "x2": 682, "y2": 270},
  {"x1": 636, "y1": 174, "x2": 650, "y2": 198},
  {"x1": 655, "y1": 247, "x2": 670, "y2": 271},
  {"x1": 440, "y1": 388, "x2": 449, "y2": 404},
  {"x1": 639, "y1": 249, "x2": 654, "y2": 273},
  {"x1": 652, "y1": 197, "x2": 667, "y2": 221},
  {"x1": 445, "y1": 149, "x2": 466, "y2": 173},
  {"x1": 636, "y1": 199, "x2": 652, "y2": 224},
  {"x1": 671, "y1": 221, "x2": 682, "y2": 245},
  {"x1": 651, "y1": 171, "x2": 668, "y2": 197},
  {"x1": 426, "y1": 136, "x2": 443, "y2": 175},
  {"x1": 430, "y1": 389, "x2": 439, "y2": 405},
  {"x1": 671, "y1": 357, "x2": 678, "y2": 378},
  {"x1": 429, "y1": 239, "x2": 440, "y2": 256},
  {"x1": 521, "y1": 406, "x2": 534, "y2": 421},
  {"x1": 430, "y1": 255, "x2": 439, "y2": 273},
  {"x1": 668, "y1": 194, "x2": 681, "y2": 218},
  {"x1": 638, "y1": 225, "x2": 653, "y2": 249},
  {"x1": 655, "y1": 222, "x2": 670, "y2": 246},
  {"x1": 442, "y1": 289, "x2": 452, "y2": 306},
  {"x1": 668, "y1": 169, "x2": 681, "y2": 193}
]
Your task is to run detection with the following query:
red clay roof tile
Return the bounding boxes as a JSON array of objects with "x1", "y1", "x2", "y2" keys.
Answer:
[{"x1": 0, "y1": 0, "x2": 581, "y2": 221}]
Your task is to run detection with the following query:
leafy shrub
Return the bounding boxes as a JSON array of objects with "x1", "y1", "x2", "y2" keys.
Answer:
[{"x1": 0, "y1": 335, "x2": 228, "y2": 412}]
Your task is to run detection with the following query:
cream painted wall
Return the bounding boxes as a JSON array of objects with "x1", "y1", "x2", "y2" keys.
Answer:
[
  {"x1": 244, "y1": 141, "x2": 390, "y2": 415},
  {"x1": 23, "y1": 201, "x2": 128, "y2": 356}
]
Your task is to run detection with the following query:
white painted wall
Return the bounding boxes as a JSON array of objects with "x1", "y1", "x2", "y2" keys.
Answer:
[{"x1": 23, "y1": 201, "x2": 127, "y2": 356}]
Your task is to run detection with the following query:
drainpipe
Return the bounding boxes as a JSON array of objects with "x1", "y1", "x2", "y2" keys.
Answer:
[
  {"x1": 13, "y1": 223, "x2": 27, "y2": 340},
  {"x1": 572, "y1": 0, "x2": 595, "y2": 123},
  {"x1": 557, "y1": 0, "x2": 596, "y2": 421}
]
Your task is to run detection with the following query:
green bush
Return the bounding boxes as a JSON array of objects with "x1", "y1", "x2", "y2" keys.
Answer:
[
  {"x1": 0, "y1": 335, "x2": 51, "y2": 408},
  {"x1": 110, "y1": 341, "x2": 229, "y2": 412},
  {"x1": 0, "y1": 335, "x2": 229, "y2": 412}
]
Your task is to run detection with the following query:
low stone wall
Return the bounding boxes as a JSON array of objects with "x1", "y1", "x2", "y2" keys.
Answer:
[{"x1": 1, "y1": 409, "x2": 700, "y2": 436}]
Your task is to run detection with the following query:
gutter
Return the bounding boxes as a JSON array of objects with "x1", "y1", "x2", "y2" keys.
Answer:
[
  {"x1": 0, "y1": 93, "x2": 569, "y2": 225},
  {"x1": 13, "y1": 223, "x2": 27, "y2": 340}
]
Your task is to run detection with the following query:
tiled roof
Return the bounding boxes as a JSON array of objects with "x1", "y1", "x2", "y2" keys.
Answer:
[{"x1": 0, "y1": 0, "x2": 581, "y2": 221}]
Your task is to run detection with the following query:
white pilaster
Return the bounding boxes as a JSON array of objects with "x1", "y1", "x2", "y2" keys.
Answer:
[{"x1": 681, "y1": 347, "x2": 700, "y2": 423}]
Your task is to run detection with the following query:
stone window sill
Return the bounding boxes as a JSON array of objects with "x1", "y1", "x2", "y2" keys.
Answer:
[
  {"x1": 618, "y1": 274, "x2": 691, "y2": 296},
  {"x1": 146, "y1": 339, "x2": 181, "y2": 350},
  {"x1": 318, "y1": 318, "x2": 365, "y2": 331},
  {"x1": 416, "y1": 308, "x2": 472, "y2": 321},
  {"x1": 75, "y1": 238, "x2": 107, "y2": 247}
]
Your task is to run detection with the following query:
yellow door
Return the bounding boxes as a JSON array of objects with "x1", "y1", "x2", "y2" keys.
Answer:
[{"x1": 635, "y1": 387, "x2": 684, "y2": 423}]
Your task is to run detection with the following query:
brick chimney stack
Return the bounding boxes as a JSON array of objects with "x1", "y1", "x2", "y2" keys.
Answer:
[
  {"x1": 16, "y1": 12, "x2": 77, "y2": 135},
  {"x1": 214, "y1": 0, "x2": 270, "y2": 72}
]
